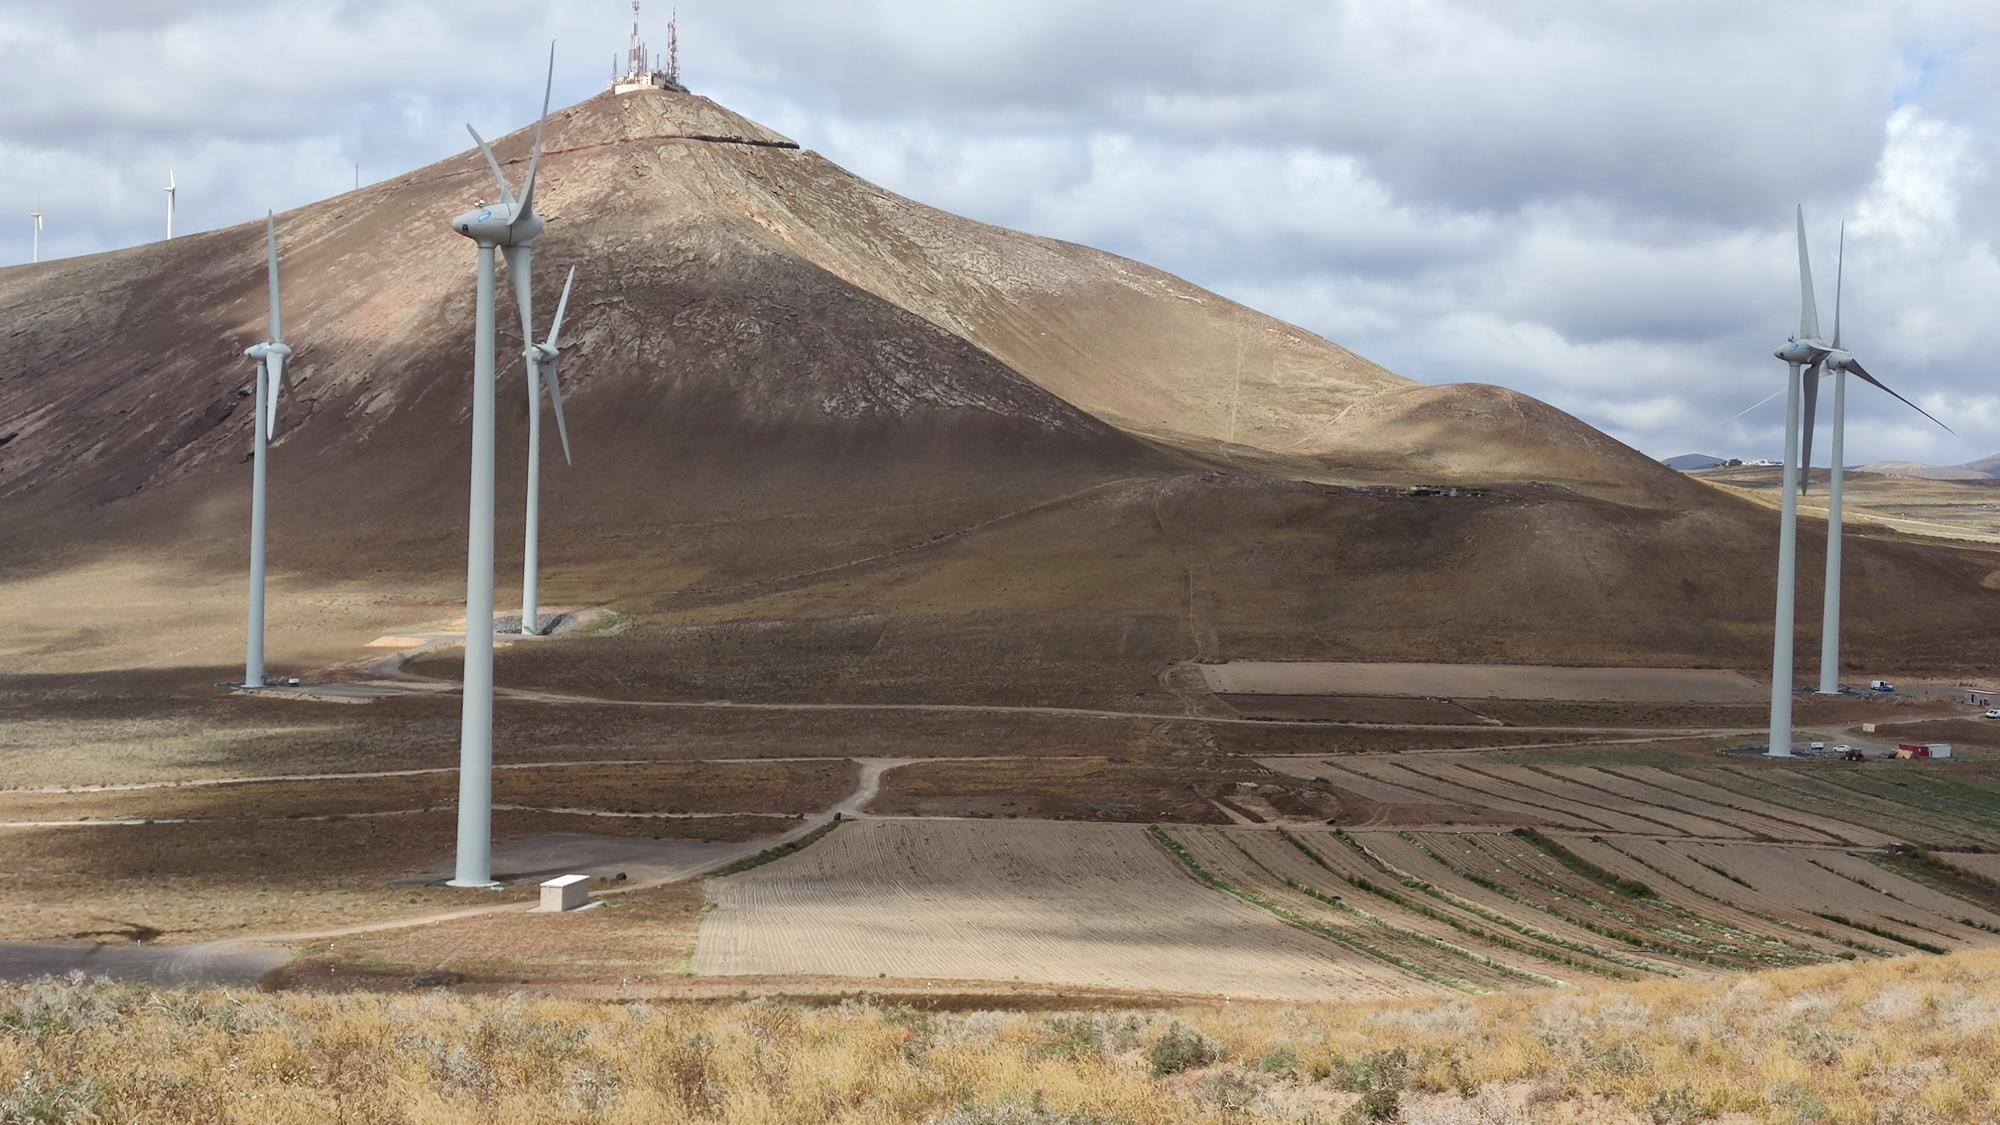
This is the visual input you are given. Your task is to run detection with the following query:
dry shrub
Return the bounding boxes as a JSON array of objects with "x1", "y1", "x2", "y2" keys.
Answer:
[{"x1": 1, "y1": 950, "x2": 1998, "y2": 1122}]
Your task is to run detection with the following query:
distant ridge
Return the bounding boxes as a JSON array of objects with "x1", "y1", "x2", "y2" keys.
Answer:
[
  {"x1": 1663, "y1": 453, "x2": 1735, "y2": 471},
  {"x1": 1860, "y1": 460, "x2": 1995, "y2": 481}
]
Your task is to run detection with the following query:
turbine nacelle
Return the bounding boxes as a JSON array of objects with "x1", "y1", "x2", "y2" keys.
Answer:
[
  {"x1": 1773, "y1": 339, "x2": 1822, "y2": 365},
  {"x1": 451, "y1": 202, "x2": 544, "y2": 248},
  {"x1": 244, "y1": 342, "x2": 293, "y2": 362}
]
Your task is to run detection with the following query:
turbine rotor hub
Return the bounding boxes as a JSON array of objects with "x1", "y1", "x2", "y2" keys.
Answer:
[{"x1": 451, "y1": 204, "x2": 542, "y2": 246}]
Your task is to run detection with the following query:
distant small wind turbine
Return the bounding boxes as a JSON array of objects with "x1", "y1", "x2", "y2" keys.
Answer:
[
  {"x1": 29, "y1": 199, "x2": 43, "y2": 263},
  {"x1": 1805, "y1": 225, "x2": 1951, "y2": 696},
  {"x1": 242, "y1": 213, "x2": 297, "y2": 689},
  {"x1": 520, "y1": 265, "x2": 577, "y2": 638},
  {"x1": 165, "y1": 170, "x2": 177, "y2": 240},
  {"x1": 445, "y1": 42, "x2": 558, "y2": 888}
]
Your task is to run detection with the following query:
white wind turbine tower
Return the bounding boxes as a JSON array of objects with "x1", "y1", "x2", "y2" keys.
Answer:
[
  {"x1": 445, "y1": 42, "x2": 558, "y2": 888},
  {"x1": 520, "y1": 265, "x2": 576, "y2": 637},
  {"x1": 29, "y1": 199, "x2": 43, "y2": 263},
  {"x1": 165, "y1": 170, "x2": 177, "y2": 240},
  {"x1": 1803, "y1": 225, "x2": 1952, "y2": 695},
  {"x1": 242, "y1": 213, "x2": 296, "y2": 689},
  {"x1": 1764, "y1": 206, "x2": 1825, "y2": 757}
]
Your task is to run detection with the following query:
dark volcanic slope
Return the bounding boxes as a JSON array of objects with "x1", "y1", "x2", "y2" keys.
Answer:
[{"x1": 1, "y1": 89, "x2": 1996, "y2": 690}]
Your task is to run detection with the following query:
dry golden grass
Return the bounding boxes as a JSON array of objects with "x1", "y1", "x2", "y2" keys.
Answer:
[{"x1": 3, "y1": 950, "x2": 1999, "y2": 1122}]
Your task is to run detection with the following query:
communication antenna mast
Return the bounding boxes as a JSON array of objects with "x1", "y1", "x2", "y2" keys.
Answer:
[
  {"x1": 626, "y1": 0, "x2": 647, "y2": 79},
  {"x1": 666, "y1": 8, "x2": 680, "y2": 86}
]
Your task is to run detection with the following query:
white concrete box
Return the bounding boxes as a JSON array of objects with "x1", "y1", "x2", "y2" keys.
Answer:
[{"x1": 539, "y1": 874, "x2": 590, "y2": 912}]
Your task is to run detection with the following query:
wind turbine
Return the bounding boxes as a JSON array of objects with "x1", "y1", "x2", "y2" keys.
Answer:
[
  {"x1": 446, "y1": 42, "x2": 557, "y2": 888},
  {"x1": 165, "y1": 170, "x2": 176, "y2": 240},
  {"x1": 1807, "y1": 226, "x2": 1952, "y2": 695},
  {"x1": 242, "y1": 213, "x2": 296, "y2": 689},
  {"x1": 1764, "y1": 206, "x2": 1824, "y2": 757},
  {"x1": 521, "y1": 265, "x2": 576, "y2": 637},
  {"x1": 29, "y1": 199, "x2": 42, "y2": 264}
]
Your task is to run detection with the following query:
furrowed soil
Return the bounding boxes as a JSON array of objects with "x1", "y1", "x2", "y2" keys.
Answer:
[
  {"x1": 861, "y1": 757, "x2": 1309, "y2": 823},
  {"x1": 693, "y1": 819, "x2": 1430, "y2": 1001}
]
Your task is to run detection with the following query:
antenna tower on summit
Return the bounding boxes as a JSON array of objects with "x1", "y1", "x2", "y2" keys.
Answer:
[
  {"x1": 627, "y1": 0, "x2": 647, "y2": 78},
  {"x1": 612, "y1": 0, "x2": 687, "y2": 94},
  {"x1": 667, "y1": 8, "x2": 680, "y2": 86}
]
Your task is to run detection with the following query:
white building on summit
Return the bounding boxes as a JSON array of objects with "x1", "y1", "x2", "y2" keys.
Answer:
[{"x1": 612, "y1": 1, "x2": 686, "y2": 95}]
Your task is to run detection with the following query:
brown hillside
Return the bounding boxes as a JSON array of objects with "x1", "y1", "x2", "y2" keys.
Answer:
[{"x1": 0, "y1": 88, "x2": 1995, "y2": 690}]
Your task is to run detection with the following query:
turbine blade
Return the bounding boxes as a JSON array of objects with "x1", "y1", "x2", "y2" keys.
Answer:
[
  {"x1": 1849, "y1": 360, "x2": 1954, "y2": 434},
  {"x1": 1799, "y1": 363, "x2": 1820, "y2": 494},
  {"x1": 467, "y1": 125, "x2": 518, "y2": 211},
  {"x1": 518, "y1": 41, "x2": 556, "y2": 220},
  {"x1": 1831, "y1": 222, "x2": 1844, "y2": 350},
  {"x1": 1720, "y1": 385, "x2": 1787, "y2": 426},
  {"x1": 1796, "y1": 205, "x2": 1820, "y2": 341},
  {"x1": 265, "y1": 212, "x2": 283, "y2": 345},
  {"x1": 544, "y1": 359, "x2": 573, "y2": 466},
  {"x1": 548, "y1": 266, "x2": 576, "y2": 346},
  {"x1": 504, "y1": 245, "x2": 535, "y2": 368},
  {"x1": 265, "y1": 355, "x2": 285, "y2": 440}
]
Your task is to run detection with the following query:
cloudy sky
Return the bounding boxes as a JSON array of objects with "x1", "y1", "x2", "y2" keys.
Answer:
[{"x1": 3, "y1": 0, "x2": 1997, "y2": 465}]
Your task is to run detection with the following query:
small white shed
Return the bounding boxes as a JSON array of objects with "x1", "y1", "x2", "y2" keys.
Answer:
[{"x1": 538, "y1": 874, "x2": 591, "y2": 912}]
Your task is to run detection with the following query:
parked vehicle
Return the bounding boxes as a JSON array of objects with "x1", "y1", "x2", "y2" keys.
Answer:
[
  {"x1": 1984, "y1": 709, "x2": 2000, "y2": 720},
  {"x1": 1809, "y1": 741, "x2": 1826, "y2": 752},
  {"x1": 1840, "y1": 747, "x2": 1865, "y2": 761},
  {"x1": 1870, "y1": 680, "x2": 1896, "y2": 692}
]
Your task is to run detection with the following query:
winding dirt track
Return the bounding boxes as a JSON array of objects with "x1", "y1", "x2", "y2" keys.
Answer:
[{"x1": 0, "y1": 757, "x2": 907, "y2": 986}]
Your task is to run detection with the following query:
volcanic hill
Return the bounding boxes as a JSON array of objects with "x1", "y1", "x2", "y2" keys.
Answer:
[{"x1": 1, "y1": 87, "x2": 1997, "y2": 695}]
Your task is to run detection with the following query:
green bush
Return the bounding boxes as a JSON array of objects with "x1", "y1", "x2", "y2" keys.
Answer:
[
  {"x1": 1342, "y1": 1086, "x2": 1400, "y2": 1123},
  {"x1": 1255, "y1": 1045, "x2": 1299, "y2": 1075},
  {"x1": 1149, "y1": 1021, "x2": 1222, "y2": 1077}
]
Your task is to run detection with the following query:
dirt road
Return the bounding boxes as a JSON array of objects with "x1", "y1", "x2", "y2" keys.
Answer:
[
  {"x1": 0, "y1": 941, "x2": 287, "y2": 987},
  {"x1": 0, "y1": 755, "x2": 916, "y2": 986}
]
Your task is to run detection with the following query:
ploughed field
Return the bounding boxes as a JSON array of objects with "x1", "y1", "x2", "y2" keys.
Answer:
[
  {"x1": 694, "y1": 821, "x2": 2000, "y2": 1002},
  {"x1": 693, "y1": 751, "x2": 2000, "y2": 1001},
  {"x1": 1260, "y1": 753, "x2": 2000, "y2": 849}
]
